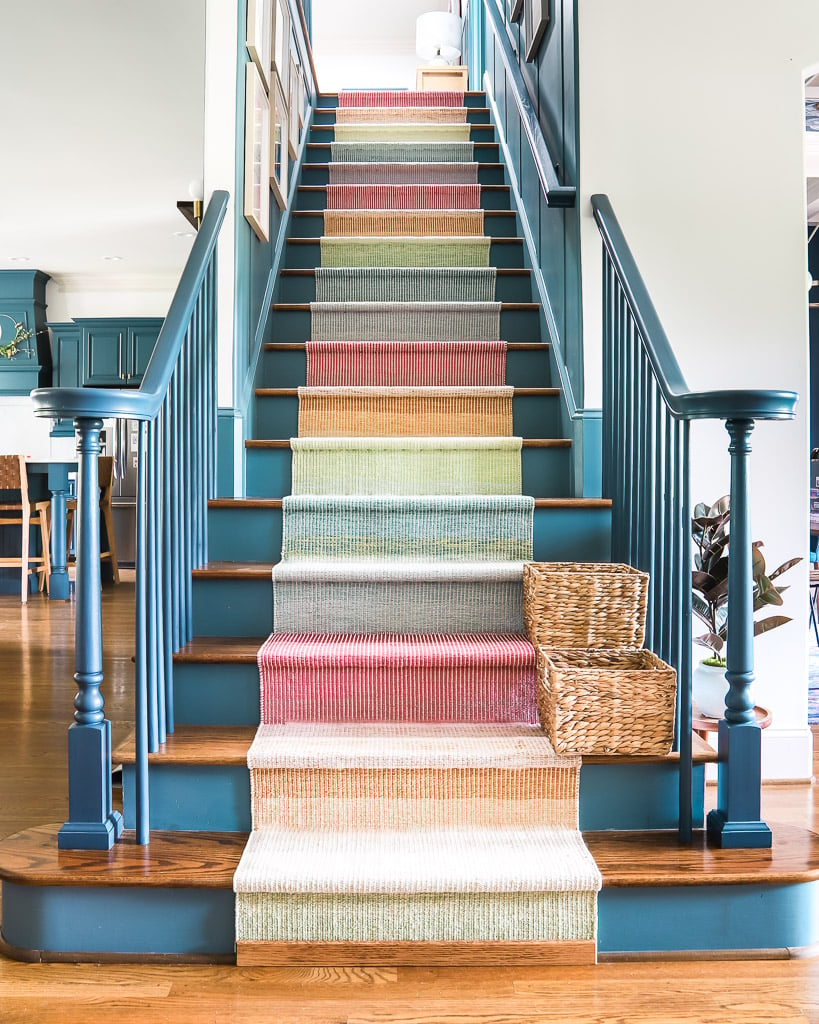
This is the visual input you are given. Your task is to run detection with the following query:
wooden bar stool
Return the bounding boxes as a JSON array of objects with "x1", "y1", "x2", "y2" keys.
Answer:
[
  {"x1": 0, "y1": 455, "x2": 51, "y2": 602},
  {"x1": 66, "y1": 456, "x2": 120, "y2": 584}
]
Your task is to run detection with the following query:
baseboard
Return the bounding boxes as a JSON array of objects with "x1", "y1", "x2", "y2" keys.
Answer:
[{"x1": 762, "y1": 727, "x2": 814, "y2": 782}]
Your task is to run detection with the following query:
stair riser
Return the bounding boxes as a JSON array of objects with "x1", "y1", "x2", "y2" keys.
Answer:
[
  {"x1": 291, "y1": 211, "x2": 516, "y2": 237},
  {"x1": 299, "y1": 164, "x2": 507, "y2": 186},
  {"x1": 192, "y1": 576, "x2": 272, "y2": 637},
  {"x1": 312, "y1": 108, "x2": 492, "y2": 126},
  {"x1": 120, "y1": 762, "x2": 702, "y2": 832},
  {"x1": 309, "y1": 126, "x2": 496, "y2": 144},
  {"x1": 295, "y1": 187, "x2": 511, "y2": 212},
  {"x1": 253, "y1": 391, "x2": 559, "y2": 438},
  {"x1": 261, "y1": 344, "x2": 549, "y2": 386},
  {"x1": 174, "y1": 662, "x2": 260, "y2": 725},
  {"x1": 285, "y1": 238, "x2": 523, "y2": 269},
  {"x1": 278, "y1": 271, "x2": 531, "y2": 302},
  {"x1": 207, "y1": 504, "x2": 610, "y2": 564},
  {"x1": 305, "y1": 143, "x2": 501, "y2": 164},
  {"x1": 244, "y1": 445, "x2": 573, "y2": 498},
  {"x1": 7, "y1": 876, "x2": 813, "y2": 959}
]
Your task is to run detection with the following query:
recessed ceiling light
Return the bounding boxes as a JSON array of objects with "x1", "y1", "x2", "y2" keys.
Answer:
[
  {"x1": 174, "y1": 230, "x2": 196, "y2": 238},
  {"x1": 101, "y1": 255, "x2": 123, "y2": 261},
  {"x1": 8, "y1": 256, "x2": 30, "y2": 262}
]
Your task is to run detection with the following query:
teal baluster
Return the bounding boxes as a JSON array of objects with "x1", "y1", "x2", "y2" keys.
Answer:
[
  {"x1": 706, "y1": 418, "x2": 772, "y2": 849},
  {"x1": 58, "y1": 417, "x2": 124, "y2": 850}
]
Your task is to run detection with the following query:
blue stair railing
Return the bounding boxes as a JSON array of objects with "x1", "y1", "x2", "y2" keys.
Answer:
[
  {"x1": 468, "y1": 0, "x2": 798, "y2": 845},
  {"x1": 592, "y1": 195, "x2": 797, "y2": 846},
  {"x1": 31, "y1": 191, "x2": 229, "y2": 849}
]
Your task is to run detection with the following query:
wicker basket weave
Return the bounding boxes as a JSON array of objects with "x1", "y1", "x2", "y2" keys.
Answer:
[
  {"x1": 523, "y1": 562, "x2": 649, "y2": 649},
  {"x1": 536, "y1": 647, "x2": 677, "y2": 756}
]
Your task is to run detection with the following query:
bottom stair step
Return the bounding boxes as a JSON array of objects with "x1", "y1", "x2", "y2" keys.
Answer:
[
  {"x1": 233, "y1": 825, "x2": 601, "y2": 946},
  {"x1": 6, "y1": 821, "x2": 818, "y2": 961}
]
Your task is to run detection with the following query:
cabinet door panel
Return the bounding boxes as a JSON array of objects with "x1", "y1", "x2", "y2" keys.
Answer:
[
  {"x1": 85, "y1": 328, "x2": 125, "y2": 385},
  {"x1": 128, "y1": 325, "x2": 161, "y2": 383}
]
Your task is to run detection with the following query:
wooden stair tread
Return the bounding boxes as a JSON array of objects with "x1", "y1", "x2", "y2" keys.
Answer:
[
  {"x1": 297, "y1": 183, "x2": 509, "y2": 193},
  {"x1": 288, "y1": 234, "x2": 522, "y2": 244},
  {"x1": 265, "y1": 339, "x2": 545, "y2": 351},
  {"x1": 255, "y1": 386, "x2": 559, "y2": 396},
  {"x1": 279, "y1": 267, "x2": 529, "y2": 276},
  {"x1": 319, "y1": 91, "x2": 487, "y2": 99},
  {"x1": 113, "y1": 726, "x2": 256, "y2": 765},
  {"x1": 191, "y1": 561, "x2": 273, "y2": 579},
  {"x1": 314, "y1": 105, "x2": 492, "y2": 114},
  {"x1": 304, "y1": 162, "x2": 505, "y2": 171},
  {"x1": 207, "y1": 496, "x2": 610, "y2": 510},
  {"x1": 4, "y1": 821, "x2": 818, "y2": 891},
  {"x1": 0, "y1": 825, "x2": 245, "y2": 888},
  {"x1": 174, "y1": 636, "x2": 265, "y2": 662},
  {"x1": 306, "y1": 141, "x2": 498, "y2": 149},
  {"x1": 272, "y1": 301, "x2": 537, "y2": 311},
  {"x1": 112, "y1": 725, "x2": 713, "y2": 769},
  {"x1": 245, "y1": 437, "x2": 573, "y2": 448},
  {"x1": 292, "y1": 208, "x2": 513, "y2": 217},
  {"x1": 208, "y1": 498, "x2": 283, "y2": 509}
]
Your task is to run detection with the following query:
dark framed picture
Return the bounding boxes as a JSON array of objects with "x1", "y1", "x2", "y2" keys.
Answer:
[
  {"x1": 524, "y1": 0, "x2": 549, "y2": 61},
  {"x1": 509, "y1": 0, "x2": 524, "y2": 22}
]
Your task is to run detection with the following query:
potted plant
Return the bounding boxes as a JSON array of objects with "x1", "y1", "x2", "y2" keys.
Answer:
[
  {"x1": 691, "y1": 496, "x2": 801, "y2": 717},
  {"x1": 0, "y1": 314, "x2": 38, "y2": 360}
]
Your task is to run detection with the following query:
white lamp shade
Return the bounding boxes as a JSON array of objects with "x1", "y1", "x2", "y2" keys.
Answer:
[{"x1": 416, "y1": 11, "x2": 462, "y2": 65}]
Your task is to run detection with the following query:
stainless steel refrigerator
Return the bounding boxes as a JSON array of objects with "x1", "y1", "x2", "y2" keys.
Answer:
[{"x1": 101, "y1": 417, "x2": 139, "y2": 567}]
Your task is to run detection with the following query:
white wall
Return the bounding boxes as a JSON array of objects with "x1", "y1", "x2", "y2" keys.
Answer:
[{"x1": 577, "y1": 0, "x2": 819, "y2": 778}]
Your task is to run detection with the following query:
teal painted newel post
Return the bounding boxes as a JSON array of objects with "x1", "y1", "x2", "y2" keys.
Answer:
[
  {"x1": 58, "y1": 417, "x2": 124, "y2": 850},
  {"x1": 706, "y1": 418, "x2": 771, "y2": 849}
]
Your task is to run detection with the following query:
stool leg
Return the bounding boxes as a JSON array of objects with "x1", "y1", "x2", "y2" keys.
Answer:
[
  {"x1": 39, "y1": 508, "x2": 51, "y2": 595},
  {"x1": 102, "y1": 501, "x2": 120, "y2": 585},
  {"x1": 21, "y1": 502, "x2": 30, "y2": 604}
]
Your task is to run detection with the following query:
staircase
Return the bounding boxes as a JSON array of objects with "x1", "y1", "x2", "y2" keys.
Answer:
[{"x1": 5, "y1": 87, "x2": 816, "y2": 964}]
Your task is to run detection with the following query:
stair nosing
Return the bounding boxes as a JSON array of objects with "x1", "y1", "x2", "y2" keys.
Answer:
[
  {"x1": 287, "y1": 235, "x2": 523, "y2": 244},
  {"x1": 254, "y1": 386, "x2": 560, "y2": 397},
  {"x1": 207, "y1": 496, "x2": 610, "y2": 510},
  {"x1": 244, "y1": 438, "x2": 573, "y2": 448},
  {"x1": 271, "y1": 301, "x2": 536, "y2": 311},
  {"x1": 264, "y1": 340, "x2": 547, "y2": 350}
]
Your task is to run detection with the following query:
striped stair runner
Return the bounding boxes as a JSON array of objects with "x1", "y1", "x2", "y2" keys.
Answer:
[
  {"x1": 328, "y1": 162, "x2": 479, "y2": 184},
  {"x1": 325, "y1": 184, "x2": 482, "y2": 209},
  {"x1": 290, "y1": 437, "x2": 524, "y2": 495},
  {"x1": 234, "y1": 88, "x2": 601, "y2": 964},
  {"x1": 305, "y1": 341, "x2": 507, "y2": 386},
  {"x1": 256, "y1": 641, "x2": 538, "y2": 723},
  {"x1": 314, "y1": 267, "x2": 496, "y2": 303},
  {"x1": 322, "y1": 209, "x2": 485, "y2": 236},
  {"x1": 310, "y1": 300, "x2": 501, "y2": 341},
  {"x1": 281, "y1": 495, "x2": 534, "y2": 561}
]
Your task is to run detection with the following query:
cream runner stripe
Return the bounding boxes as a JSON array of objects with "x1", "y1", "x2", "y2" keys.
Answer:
[
  {"x1": 296, "y1": 385, "x2": 514, "y2": 437},
  {"x1": 334, "y1": 107, "x2": 468, "y2": 124},
  {"x1": 234, "y1": 826, "x2": 602, "y2": 894},
  {"x1": 309, "y1": 301, "x2": 501, "y2": 342},
  {"x1": 328, "y1": 162, "x2": 479, "y2": 185},
  {"x1": 323, "y1": 210, "x2": 484, "y2": 237},
  {"x1": 333, "y1": 123, "x2": 472, "y2": 143}
]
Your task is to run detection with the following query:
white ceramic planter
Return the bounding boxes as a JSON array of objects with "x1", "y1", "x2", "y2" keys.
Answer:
[{"x1": 692, "y1": 660, "x2": 728, "y2": 719}]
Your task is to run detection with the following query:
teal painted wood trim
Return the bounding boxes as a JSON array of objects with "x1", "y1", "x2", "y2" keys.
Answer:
[
  {"x1": 599, "y1": 881, "x2": 819, "y2": 954},
  {"x1": 192, "y1": 575, "x2": 273, "y2": 636},
  {"x1": 580, "y1": 763, "x2": 704, "y2": 831},
  {"x1": 235, "y1": 103, "x2": 316, "y2": 421},
  {"x1": 217, "y1": 407, "x2": 244, "y2": 498},
  {"x1": 592, "y1": 196, "x2": 797, "y2": 422},
  {"x1": 578, "y1": 409, "x2": 602, "y2": 498},
  {"x1": 0, "y1": 268, "x2": 51, "y2": 388},
  {"x1": 480, "y1": 0, "x2": 575, "y2": 207},
  {"x1": 174, "y1": 663, "x2": 261, "y2": 725},
  {"x1": 122, "y1": 765, "x2": 251, "y2": 832},
  {"x1": 30, "y1": 194, "x2": 228, "y2": 422},
  {"x1": 1, "y1": 881, "x2": 235, "y2": 957}
]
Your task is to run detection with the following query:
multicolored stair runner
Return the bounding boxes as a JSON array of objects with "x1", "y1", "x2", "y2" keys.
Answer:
[{"x1": 234, "y1": 88, "x2": 601, "y2": 964}]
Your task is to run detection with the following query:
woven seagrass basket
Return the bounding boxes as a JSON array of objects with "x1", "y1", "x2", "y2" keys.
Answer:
[
  {"x1": 523, "y1": 562, "x2": 649, "y2": 649},
  {"x1": 536, "y1": 646, "x2": 677, "y2": 756}
]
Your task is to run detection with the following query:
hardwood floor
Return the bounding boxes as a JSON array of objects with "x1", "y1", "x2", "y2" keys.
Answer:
[{"x1": 2, "y1": 581, "x2": 819, "y2": 1023}]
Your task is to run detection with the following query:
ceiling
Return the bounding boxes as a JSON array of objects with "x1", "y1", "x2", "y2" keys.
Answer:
[{"x1": 0, "y1": 0, "x2": 205, "y2": 304}]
